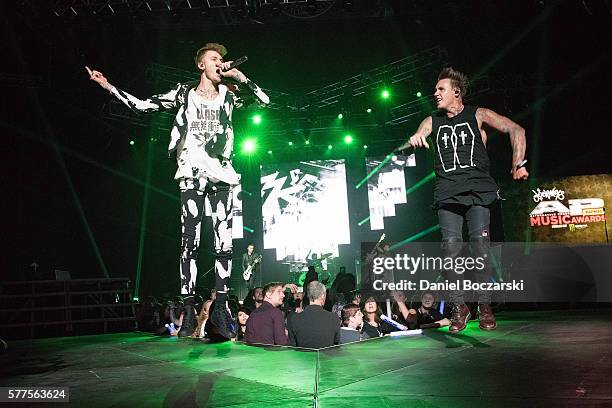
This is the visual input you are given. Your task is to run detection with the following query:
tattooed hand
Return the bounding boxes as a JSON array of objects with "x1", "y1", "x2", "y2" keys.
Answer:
[
  {"x1": 219, "y1": 61, "x2": 247, "y2": 83},
  {"x1": 85, "y1": 66, "x2": 112, "y2": 91}
]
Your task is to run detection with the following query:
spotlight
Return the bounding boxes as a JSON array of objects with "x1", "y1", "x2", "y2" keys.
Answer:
[
  {"x1": 252, "y1": 114, "x2": 262, "y2": 125},
  {"x1": 337, "y1": 113, "x2": 344, "y2": 119},
  {"x1": 366, "y1": 108, "x2": 372, "y2": 113},
  {"x1": 129, "y1": 140, "x2": 135, "y2": 146},
  {"x1": 288, "y1": 141, "x2": 293, "y2": 146},
  {"x1": 328, "y1": 145, "x2": 333, "y2": 149},
  {"x1": 363, "y1": 145, "x2": 368, "y2": 149},
  {"x1": 416, "y1": 91, "x2": 422, "y2": 97},
  {"x1": 242, "y1": 139, "x2": 256, "y2": 153},
  {"x1": 381, "y1": 89, "x2": 390, "y2": 99},
  {"x1": 344, "y1": 134, "x2": 353, "y2": 144}
]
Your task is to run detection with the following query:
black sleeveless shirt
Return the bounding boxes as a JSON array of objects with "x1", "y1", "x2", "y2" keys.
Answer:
[{"x1": 431, "y1": 105, "x2": 498, "y2": 208}]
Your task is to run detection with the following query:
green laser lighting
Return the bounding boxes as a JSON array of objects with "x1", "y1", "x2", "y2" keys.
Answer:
[
  {"x1": 305, "y1": 140, "x2": 310, "y2": 145},
  {"x1": 366, "y1": 108, "x2": 372, "y2": 113},
  {"x1": 363, "y1": 145, "x2": 368, "y2": 149},
  {"x1": 288, "y1": 141, "x2": 293, "y2": 146},
  {"x1": 328, "y1": 145, "x2": 333, "y2": 149},
  {"x1": 268, "y1": 150, "x2": 272, "y2": 154},
  {"x1": 381, "y1": 89, "x2": 390, "y2": 99},
  {"x1": 129, "y1": 140, "x2": 135, "y2": 146},
  {"x1": 416, "y1": 91, "x2": 422, "y2": 97},
  {"x1": 337, "y1": 113, "x2": 343, "y2": 119},
  {"x1": 252, "y1": 114, "x2": 262, "y2": 125},
  {"x1": 344, "y1": 135, "x2": 353, "y2": 144}
]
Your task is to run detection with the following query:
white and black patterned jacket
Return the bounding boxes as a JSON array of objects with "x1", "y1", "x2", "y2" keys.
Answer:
[{"x1": 109, "y1": 78, "x2": 269, "y2": 159}]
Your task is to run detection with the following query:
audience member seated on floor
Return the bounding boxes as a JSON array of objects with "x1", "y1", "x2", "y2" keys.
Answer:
[
  {"x1": 415, "y1": 292, "x2": 451, "y2": 329},
  {"x1": 361, "y1": 296, "x2": 397, "y2": 337},
  {"x1": 289, "y1": 281, "x2": 340, "y2": 348},
  {"x1": 245, "y1": 282, "x2": 290, "y2": 345},
  {"x1": 243, "y1": 287, "x2": 264, "y2": 310},
  {"x1": 339, "y1": 304, "x2": 370, "y2": 344},
  {"x1": 390, "y1": 291, "x2": 418, "y2": 329},
  {"x1": 235, "y1": 306, "x2": 251, "y2": 341},
  {"x1": 192, "y1": 299, "x2": 213, "y2": 339}
]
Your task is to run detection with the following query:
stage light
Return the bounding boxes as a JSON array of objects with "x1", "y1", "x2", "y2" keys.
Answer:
[
  {"x1": 305, "y1": 140, "x2": 310, "y2": 145},
  {"x1": 328, "y1": 145, "x2": 333, "y2": 149},
  {"x1": 344, "y1": 134, "x2": 353, "y2": 144},
  {"x1": 366, "y1": 108, "x2": 372, "y2": 113},
  {"x1": 242, "y1": 139, "x2": 256, "y2": 153},
  {"x1": 129, "y1": 140, "x2": 135, "y2": 146},
  {"x1": 252, "y1": 114, "x2": 262, "y2": 125},
  {"x1": 363, "y1": 145, "x2": 368, "y2": 149},
  {"x1": 288, "y1": 141, "x2": 293, "y2": 146},
  {"x1": 268, "y1": 150, "x2": 272, "y2": 154},
  {"x1": 337, "y1": 113, "x2": 344, "y2": 119},
  {"x1": 416, "y1": 91, "x2": 422, "y2": 97},
  {"x1": 381, "y1": 89, "x2": 390, "y2": 99}
]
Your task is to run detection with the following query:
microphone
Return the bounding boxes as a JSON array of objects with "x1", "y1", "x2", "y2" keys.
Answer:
[{"x1": 220, "y1": 56, "x2": 248, "y2": 72}]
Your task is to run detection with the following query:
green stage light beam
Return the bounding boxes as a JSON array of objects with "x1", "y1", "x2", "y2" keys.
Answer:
[
  {"x1": 391, "y1": 224, "x2": 441, "y2": 250},
  {"x1": 405, "y1": 171, "x2": 436, "y2": 196},
  {"x1": 252, "y1": 114, "x2": 262, "y2": 125},
  {"x1": 355, "y1": 153, "x2": 393, "y2": 189},
  {"x1": 357, "y1": 215, "x2": 370, "y2": 226},
  {"x1": 243, "y1": 226, "x2": 254, "y2": 233},
  {"x1": 381, "y1": 89, "x2": 390, "y2": 99},
  {"x1": 344, "y1": 134, "x2": 353, "y2": 144}
]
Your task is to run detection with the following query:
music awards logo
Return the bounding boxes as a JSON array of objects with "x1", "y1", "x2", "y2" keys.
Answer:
[{"x1": 529, "y1": 187, "x2": 606, "y2": 231}]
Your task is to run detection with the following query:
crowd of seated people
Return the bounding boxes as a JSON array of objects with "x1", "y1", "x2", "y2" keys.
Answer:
[{"x1": 135, "y1": 273, "x2": 452, "y2": 348}]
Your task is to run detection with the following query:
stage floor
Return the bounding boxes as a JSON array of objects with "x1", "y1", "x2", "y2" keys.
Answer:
[{"x1": 1, "y1": 310, "x2": 611, "y2": 407}]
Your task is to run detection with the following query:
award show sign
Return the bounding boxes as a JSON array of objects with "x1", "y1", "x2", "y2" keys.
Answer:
[{"x1": 503, "y1": 174, "x2": 611, "y2": 243}]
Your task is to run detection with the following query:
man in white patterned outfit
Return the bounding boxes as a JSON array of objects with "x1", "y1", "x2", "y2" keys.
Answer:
[{"x1": 86, "y1": 43, "x2": 269, "y2": 339}]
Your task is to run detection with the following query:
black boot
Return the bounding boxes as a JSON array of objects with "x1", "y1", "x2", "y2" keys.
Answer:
[{"x1": 178, "y1": 296, "x2": 196, "y2": 338}]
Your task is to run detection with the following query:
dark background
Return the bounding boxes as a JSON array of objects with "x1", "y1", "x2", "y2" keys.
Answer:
[{"x1": 3, "y1": 0, "x2": 611, "y2": 297}]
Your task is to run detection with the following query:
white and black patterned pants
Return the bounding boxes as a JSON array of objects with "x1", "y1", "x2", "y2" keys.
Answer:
[{"x1": 179, "y1": 178, "x2": 233, "y2": 295}]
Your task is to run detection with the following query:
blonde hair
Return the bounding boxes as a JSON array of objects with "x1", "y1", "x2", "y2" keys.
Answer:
[
  {"x1": 194, "y1": 43, "x2": 227, "y2": 67},
  {"x1": 191, "y1": 300, "x2": 213, "y2": 338}
]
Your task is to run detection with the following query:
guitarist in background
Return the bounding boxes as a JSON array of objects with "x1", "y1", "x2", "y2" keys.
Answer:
[{"x1": 242, "y1": 244, "x2": 262, "y2": 291}]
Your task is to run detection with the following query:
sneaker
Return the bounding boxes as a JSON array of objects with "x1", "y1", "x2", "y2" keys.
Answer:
[
  {"x1": 449, "y1": 303, "x2": 471, "y2": 334},
  {"x1": 478, "y1": 304, "x2": 497, "y2": 331}
]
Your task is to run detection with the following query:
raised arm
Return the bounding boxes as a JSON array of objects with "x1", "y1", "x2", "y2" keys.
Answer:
[
  {"x1": 396, "y1": 116, "x2": 432, "y2": 151},
  {"x1": 85, "y1": 66, "x2": 179, "y2": 113},
  {"x1": 219, "y1": 62, "x2": 270, "y2": 107},
  {"x1": 476, "y1": 108, "x2": 528, "y2": 180}
]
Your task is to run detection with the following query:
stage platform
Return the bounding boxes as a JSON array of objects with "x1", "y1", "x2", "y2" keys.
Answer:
[{"x1": 1, "y1": 310, "x2": 611, "y2": 407}]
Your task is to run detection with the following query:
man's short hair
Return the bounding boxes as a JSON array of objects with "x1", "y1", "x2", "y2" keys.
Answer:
[
  {"x1": 307, "y1": 281, "x2": 326, "y2": 302},
  {"x1": 194, "y1": 43, "x2": 227, "y2": 67},
  {"x1": 438, "y1": 67, "x2": 469, "y2": 97},
  {"x1": 247, "y1": 243, "x2": 255, "y2": 248},
  {"x1": 263, "y1": 282, "x2": 284, "y2": 298},
  {"x1": 341, "y1": 304, "x2": 361, "y2": 327}
]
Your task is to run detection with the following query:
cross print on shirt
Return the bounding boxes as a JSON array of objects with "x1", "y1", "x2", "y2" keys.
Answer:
[
  {"x1": 435, "y1": 123, "x2": 477, "y2": 173},
  {"x1": 442, "y1": 133, "x2": 450, "y2": 148}
]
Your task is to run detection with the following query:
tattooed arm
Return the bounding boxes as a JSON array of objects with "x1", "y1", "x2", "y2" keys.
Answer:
[
  {"x1": 86, "y1": 66, "x2": 179, "y2": 113},
  {"x1": 476, "y1": 107, "x2": 529, "y2": 180},
  {"x1": 396, "y1": 116, "x2": 432, "y2": 151}
]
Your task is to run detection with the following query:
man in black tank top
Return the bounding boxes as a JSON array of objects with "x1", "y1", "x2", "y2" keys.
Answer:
[{"x1": 396, "y1": 68, "x2": 528, "y2": 334}]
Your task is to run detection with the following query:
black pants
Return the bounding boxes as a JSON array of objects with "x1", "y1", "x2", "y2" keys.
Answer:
[
  {"x1": 179, "y1": 179, "x2": 233, "y2": 296},
  {"x1": 438, "y1": 204, "x2": 492, "y2": 305}
]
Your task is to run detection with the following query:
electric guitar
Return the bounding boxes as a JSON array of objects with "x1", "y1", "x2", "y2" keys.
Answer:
[
  {"x1": 364, "y1": 233, "x2": 386, "y2": 265},
  {"x1": 243, "y1": 255, "x2": 262, "y2": 281}
]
